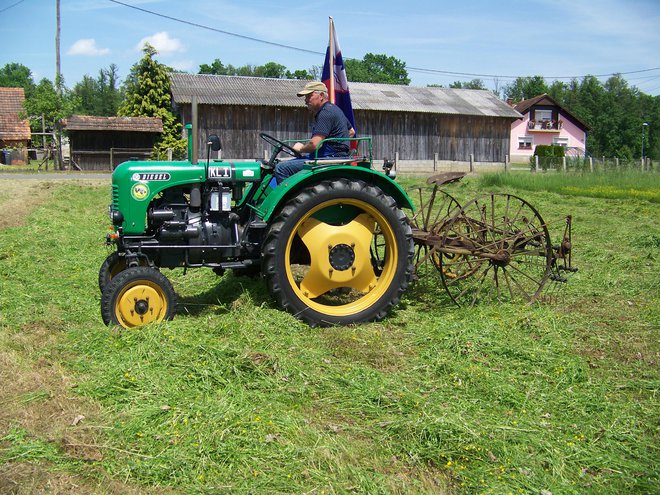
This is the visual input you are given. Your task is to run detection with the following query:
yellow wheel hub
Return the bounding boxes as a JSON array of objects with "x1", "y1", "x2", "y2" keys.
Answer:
[{"x1": 114, "y1": 281, "x2": 168, "y2": 328}]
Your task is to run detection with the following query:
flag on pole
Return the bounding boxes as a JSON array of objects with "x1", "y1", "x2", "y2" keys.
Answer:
[{"x1": 321, "y1": 17, "x2": 356, "y2": 138}]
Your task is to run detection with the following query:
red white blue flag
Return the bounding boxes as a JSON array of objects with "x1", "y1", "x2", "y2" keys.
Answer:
[{"x1": 321, "y1": 17, "x2": 356, "y2": 136}]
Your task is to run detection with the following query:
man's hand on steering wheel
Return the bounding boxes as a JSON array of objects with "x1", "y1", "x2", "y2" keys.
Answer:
[{"x1": 259, "y1": 132, "x2": 302, "y2": 161}]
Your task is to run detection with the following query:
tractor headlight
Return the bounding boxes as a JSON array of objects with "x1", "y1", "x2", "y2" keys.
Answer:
[{"x1": 110, "y1": 208, "x2": 124, "y2": 226}]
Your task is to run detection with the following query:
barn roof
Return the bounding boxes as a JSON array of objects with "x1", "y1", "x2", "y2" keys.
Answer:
[
  {"x1": 0, "y1": 87, "x2": 31, "y2": 141},
  {"x1": 62, "y1": 115, "x2": 164, "y2": 133},
  {"x1": 514, "y1": 93, "x2": 589, "y2": 130},
  {"x1": 169, "y1": 73, "x2": 522, "y2": 119}
]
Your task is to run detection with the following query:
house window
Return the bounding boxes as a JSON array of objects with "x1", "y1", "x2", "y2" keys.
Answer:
[
  {"x1": 518, "y1": 136, "x2": 533, "y2": 149},
  {"x1": 535, "y1": 109, "x2": 553, "y2": 123},
  {"x1": 553, "y1": 137, "x2": 568, "y2": 147}
]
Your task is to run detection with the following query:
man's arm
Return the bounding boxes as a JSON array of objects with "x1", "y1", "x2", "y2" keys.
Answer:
[{"x1": 293, "y1": 134, "x2": 324, "y2": 154}]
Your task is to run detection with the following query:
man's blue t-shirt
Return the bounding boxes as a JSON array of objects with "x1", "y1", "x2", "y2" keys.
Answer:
[{"x1": 311, "y1": 102, "x2": 352, "y2": 157}]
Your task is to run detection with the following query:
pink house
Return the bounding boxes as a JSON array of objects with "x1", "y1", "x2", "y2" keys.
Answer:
[{"x1": 509, "y1": 94, "x2": 589, "y2": 163}]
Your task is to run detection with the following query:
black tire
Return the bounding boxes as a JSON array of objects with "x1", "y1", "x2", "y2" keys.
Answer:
[
  {"x1": 98, "y1": 252, "x2": 148, "y2": 293},
  {"x1": 262, "y1": 179, "x2": 414, "y2": 326},
  {"x1": 99, "y1": 252, "x2": 125, "y2": 293},
  {"x1": 101, "y1": 266, "x2": 176, "y2": 328}
]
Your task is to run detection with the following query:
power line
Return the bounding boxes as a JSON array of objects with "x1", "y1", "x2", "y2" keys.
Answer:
[
  {"x1": 0, "y1": 0, "x2": 26, "y2": 14},
  {"x1": 108, "y1": 0, "x2": 659, "y2": 84},
  {"x1": 405, "y1": 66, "x2": 660, "y2": 81},
  {"x1": 108, "y1": 0, "x2": 323, "y2": 57}
]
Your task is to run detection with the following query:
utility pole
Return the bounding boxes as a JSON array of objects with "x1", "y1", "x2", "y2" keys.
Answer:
[
  {"x1": 55, "y1": 0, "x2": 63, "y2": 169},
  {"x1": 56, "y1": 0, "x2": 61, "y2": 96}
]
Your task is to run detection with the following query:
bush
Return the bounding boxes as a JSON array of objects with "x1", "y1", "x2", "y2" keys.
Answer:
[{"x1": 530, "y1": 144, "x2": 565, "y2": 171}]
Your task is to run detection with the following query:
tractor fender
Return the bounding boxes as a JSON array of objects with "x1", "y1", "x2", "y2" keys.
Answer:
[{"x1": 256, "y1": 165, "x2": 415, "y2": 222}]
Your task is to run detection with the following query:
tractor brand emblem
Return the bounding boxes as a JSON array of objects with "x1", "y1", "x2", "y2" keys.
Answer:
[
  {"x1": 242, "y1": 170, "x2": 255, "y2": 177},
  {"x1": 131, "y1": 183, "x2": 150, "y2": 201},
  {"x1": 208, "y1": 166, "x2": 232, "y2": 179},
  {"x1": 132, "y1": 173, "x2": 171, "y2": 182}
]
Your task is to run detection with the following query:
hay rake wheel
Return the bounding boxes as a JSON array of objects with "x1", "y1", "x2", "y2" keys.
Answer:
[
  {"x1": 438, "y1": 193, "x2": 553, "y2": 307},
  {"x1": 407, "y1": 173, "x2": 464, "y2": 278}
]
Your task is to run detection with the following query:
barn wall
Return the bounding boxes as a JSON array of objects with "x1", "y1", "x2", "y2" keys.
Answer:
[
  {"x1": 68, "y1": 131, "x2": 159, "y2": 170},
  {"x1": 179, "y1": 104, "x2": 512, "y2": 162}
]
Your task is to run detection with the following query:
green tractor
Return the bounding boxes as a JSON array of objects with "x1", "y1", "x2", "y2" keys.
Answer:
[{"x1": 100, "y1": 127, "x2": 415, "y2": 329}]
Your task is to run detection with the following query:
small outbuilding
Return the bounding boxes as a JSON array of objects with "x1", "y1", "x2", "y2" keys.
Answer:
[
  {"x1": 62, "y1": 115, "x2": 163, "y2": 170},
  {"x1": 168, "y1": 74, "x2": 522, "y2": 168},
  {"x1": 0, "y1": 87, "x2": 31, "y2": 164}
]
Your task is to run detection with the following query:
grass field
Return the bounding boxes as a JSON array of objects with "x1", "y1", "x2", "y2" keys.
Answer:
[{"x1": 0, "y1": 172, "x2": 657, "y2": 494}]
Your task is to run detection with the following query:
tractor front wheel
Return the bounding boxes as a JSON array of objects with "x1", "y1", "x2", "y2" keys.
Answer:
[
  {"x1": 263, "y1": 179, "x2": 414, "y2": 326},
  {"x1": 98, "y1": 252, "x2": 149, "y2": 293},
  {"x1": 101, "y1": 267, "x2": 176, "y2": 328}
]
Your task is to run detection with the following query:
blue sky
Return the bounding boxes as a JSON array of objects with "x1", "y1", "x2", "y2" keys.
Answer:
[{"x1": 2, "y1": 0, "x2": 659, "y2": 95}]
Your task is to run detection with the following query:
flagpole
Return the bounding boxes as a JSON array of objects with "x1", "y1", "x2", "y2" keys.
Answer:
[{"x1": 328, "y1": 16, "x2": 336, "y2": 104}]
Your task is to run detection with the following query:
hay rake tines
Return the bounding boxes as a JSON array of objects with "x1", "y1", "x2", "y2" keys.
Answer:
[{"x1": 408, "y1": 173, "x2": 576, "y2": 307}]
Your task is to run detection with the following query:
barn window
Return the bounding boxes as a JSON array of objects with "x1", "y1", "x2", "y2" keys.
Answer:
[{"x1": 518, "y1": 136, "x2": 533, "y2": 149}]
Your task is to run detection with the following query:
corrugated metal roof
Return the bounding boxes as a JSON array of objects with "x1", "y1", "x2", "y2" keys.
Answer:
[
  {"x1": 0, "y1": 87, "x2": 31, "y2": 141},
  {"x1": 62, "y1": 115, "x2": 164, "y2": 133},
  {"x1": 169, "y1": 73, "x2": 522, "y2": 119}
]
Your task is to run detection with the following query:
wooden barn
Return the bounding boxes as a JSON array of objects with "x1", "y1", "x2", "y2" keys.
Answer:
[
  {"x1": 168, "y1": 74, "x2": 521, "y2": 166},
  {"x1": 61, "y1": 116, "x2": 163, "y2": 170},
  {"x1": 0, "y1": 87, "x2": 31, "y2": 164}
]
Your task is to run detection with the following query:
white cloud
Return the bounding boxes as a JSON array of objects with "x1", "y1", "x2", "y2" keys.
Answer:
[
  {"x1": 168, "y1": 59, "x2": 195, "y2": 72},
  {"x1": 67, "y1": 38, "x2": 111, "y2": 56},
  {"x1": 135, "y1": 32, "x2": 185, "y2": 54}
]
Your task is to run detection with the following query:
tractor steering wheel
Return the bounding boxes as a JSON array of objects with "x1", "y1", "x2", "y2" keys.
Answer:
[{"x1": 260, "y1": 133, "x2": 302, "y2": 166}]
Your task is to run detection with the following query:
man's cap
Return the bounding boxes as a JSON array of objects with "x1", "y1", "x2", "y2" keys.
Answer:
[{"x1": 296, "y1": 81, "x2": 328, "y2": 97}]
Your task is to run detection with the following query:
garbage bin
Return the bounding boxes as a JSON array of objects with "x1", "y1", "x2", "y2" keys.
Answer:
[{"x1": 1, "y1": 150, "x2": 10, "y2": 165}]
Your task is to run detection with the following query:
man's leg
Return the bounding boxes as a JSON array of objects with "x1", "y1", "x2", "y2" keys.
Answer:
[{"x1": 274, "y1": 158, "x2": 306, "y2": 184}]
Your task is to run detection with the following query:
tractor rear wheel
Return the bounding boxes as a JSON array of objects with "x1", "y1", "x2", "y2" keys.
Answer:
[
  {"x1": 262, "y1": 179, "x2": 414, "y2": 326},
  {"x1": 101, "y1": 266, "x2": 176, "y2": 328}
]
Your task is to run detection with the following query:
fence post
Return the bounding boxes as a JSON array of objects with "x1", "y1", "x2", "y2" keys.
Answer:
[
  {"x1": 167, "y1": 148, "x2": 173, "y2": 161},
  {"x1": 504, "y1": 154, "x2": 509, "y2": 172},
  {"x1": 535, "y1": 155, "x2": 539, "y2": 172},
  {"x1": 395, "y1": 151, "x2": 399, "y2": 174},
  {"x1": 433, "y1": 152, "x2": 438, "y2": 172},
  {"x1": 109, "y1": 147, "x2": 113, "y2": 171},
  {"x1": 469, "y1": 154, "x2": 474, "y2": 173},
  {"x1": 615, "y1": 157, "x2": 619, "y2": 170},
  {"x1": 589, "y1": 157, "x2": 594, "y2": 172},
  {"x1": 562, "y1": 156, "x2": 566, "y2": 172}
]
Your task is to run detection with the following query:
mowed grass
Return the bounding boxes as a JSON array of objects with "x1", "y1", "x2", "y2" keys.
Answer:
[{"x1": 0, "y1": 172, "x2": 658, "y2": 494}]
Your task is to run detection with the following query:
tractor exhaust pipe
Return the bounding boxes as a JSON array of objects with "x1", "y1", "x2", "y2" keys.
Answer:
[{"x1": 191, "y1": 95, "x2": 198, "y2": 165}]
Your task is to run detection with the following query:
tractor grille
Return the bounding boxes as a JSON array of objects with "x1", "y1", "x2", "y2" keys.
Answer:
[{"x1": 111, "y1": 184, "x2": 119, "y2": 210}]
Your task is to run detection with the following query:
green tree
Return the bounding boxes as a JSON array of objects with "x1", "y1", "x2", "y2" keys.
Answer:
[
  {"x1": 449, "y1": 79, "x2": 487, "y2": 90},
  {"x1": 71, "y1": 64, "x2": 123, "y2": 116},
  {"x1": 503, "y1": 76, "x2": 549, "y2": 102},
  {"x1": 199, "y1": 58, "x2": 228, "y2": 75},
  {"x1": 199, "y1": 59, "x2": 291, "y2": 79},
  {"x1": 119, "y1": 44, "x2": 186, "y2": 159},
  {"x1": 345, "y1": 53, "x2": 410, "y2": 85},
  {"x1": 23, "y1": 77, "x2": 74, "y2": 131},
  {"x1": 286, "y1": 69, "x2": 312, "y2": 80},
  {"x1": 0, "y1": 62, "x2": 36, "y2": 97},
  {"x1": 254, "y1": 62, "x2": 287, "y2": 78}
]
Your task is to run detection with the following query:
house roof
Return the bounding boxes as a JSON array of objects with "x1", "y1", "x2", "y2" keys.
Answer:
[
  {"x1": 169, "y1": 73, "x2": 522, "y2": 119},
  {"x1": 0, "y1": 87, "x2": 31, "y2": 141},
  {"x1": 62, "y1": 115, "x2": 164, "y2": 133},
  {"x1": 514, "y1": 93, "x2": 589, "y2": 130}
]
